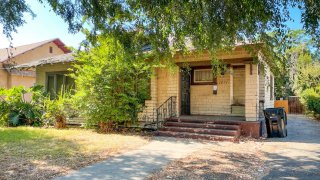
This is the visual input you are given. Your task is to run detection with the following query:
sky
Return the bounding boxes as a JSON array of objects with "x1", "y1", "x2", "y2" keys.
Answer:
[
  {"x1": 0, "y1": 2, "x2": 304, "y2": 49},
  {"x1": 0, "y1": 1, "x2": 86, "y2": 49}
]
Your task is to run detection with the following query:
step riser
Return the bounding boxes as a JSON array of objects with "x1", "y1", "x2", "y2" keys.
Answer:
[
  {"x1": 160, "y1": 127, "x2": 239, "y2": 137},
  {"x1": 156, "y1": 131, "x2": 236, "y2": 142},
  {"x1": 164, "y1": 122, "x2": 240, "y2": 131}
]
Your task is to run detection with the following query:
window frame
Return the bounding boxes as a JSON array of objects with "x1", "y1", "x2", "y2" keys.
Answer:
[
  {"x1": 45, "y1": 71, "x2": 74, "y2": 97},
  {"x1": 191, "y1": 67, "x2": 216, "y2": 85},
  {"x1": 270, "y1": 75, "x2": 274, "y2": 100}
]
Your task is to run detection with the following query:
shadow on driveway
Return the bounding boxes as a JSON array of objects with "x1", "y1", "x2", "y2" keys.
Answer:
[{"x1": 261, "y1": 115, "x2": 320, "y2": 179}]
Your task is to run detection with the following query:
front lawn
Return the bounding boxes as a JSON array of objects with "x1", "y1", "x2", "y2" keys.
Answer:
[{"x1": 0, "y1": 127, "x2": 149, "y2": 179}]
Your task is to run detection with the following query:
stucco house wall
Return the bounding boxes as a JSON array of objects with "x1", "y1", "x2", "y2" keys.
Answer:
[
  {"x1": 0, "y1": 40, "x2": 68, "y2": 89},
  {"x1": 36, "y1": 62, "x2": 74, "y2": 86}
]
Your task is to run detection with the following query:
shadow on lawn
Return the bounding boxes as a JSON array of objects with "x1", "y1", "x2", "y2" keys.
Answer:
[{"x1": 0, "y1": 128, "x2": 109, "y2": 180}]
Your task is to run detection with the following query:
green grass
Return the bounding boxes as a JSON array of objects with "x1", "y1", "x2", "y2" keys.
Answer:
[{"x1": 0, "y1": 127, "x2": 149, "y2": 179}]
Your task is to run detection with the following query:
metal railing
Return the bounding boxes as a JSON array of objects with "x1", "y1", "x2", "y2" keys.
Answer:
[{"x1": 156, "y1": 96, "x2": 177, "y2": 129}]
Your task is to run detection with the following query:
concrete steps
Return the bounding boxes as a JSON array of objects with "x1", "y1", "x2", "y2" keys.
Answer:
[{"x1": 156, "y1": 117, "x2": 241, "y2": 142}]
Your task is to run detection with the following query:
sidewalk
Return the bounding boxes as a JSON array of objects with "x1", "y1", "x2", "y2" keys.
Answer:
[{"x1": 55, "y1": 137, "x2": 211, "y2": 180}]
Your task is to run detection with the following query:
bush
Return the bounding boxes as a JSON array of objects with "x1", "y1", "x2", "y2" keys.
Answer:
[
  {"x1": 301, "y1": 86, "x2": 320, "y2": 119},
  {"x1": 71, "y1": 36, "x2": 152, "y2": 131},
  {"x1": 0, "y1": 86, "x2": 74, "y2": 127},
  {"x1": 0, "y1": 86, "x2": 44, "y2": 126},
  {"x1": 42, "y1": 91, "x2": 73, "y2": 128}
]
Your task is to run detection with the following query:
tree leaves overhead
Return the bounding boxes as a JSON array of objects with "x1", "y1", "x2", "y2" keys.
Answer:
[
  {"x1": 2, "y1": 1, "x2": 319, "y2": 44},
  {"x1": 2, "y1": 1, "x2": 320, "y2": 60},
  {"x1": 0, "y1": 0, "x2": 35, "y2": 39}
]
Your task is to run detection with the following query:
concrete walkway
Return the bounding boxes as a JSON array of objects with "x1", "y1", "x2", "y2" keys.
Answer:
[{"x1": 56, "y1": 137, "x2": 211, "y2": 180}]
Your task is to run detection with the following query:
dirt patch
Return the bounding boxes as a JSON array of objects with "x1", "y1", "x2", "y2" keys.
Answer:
[{"x1": 148, "y1": 140, "x2": 266, "y2": 180}]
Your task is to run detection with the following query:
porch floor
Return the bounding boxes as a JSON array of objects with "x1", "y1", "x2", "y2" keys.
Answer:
[{"x1": 177, "y1": 115, "x2": 246, "y2": 121}]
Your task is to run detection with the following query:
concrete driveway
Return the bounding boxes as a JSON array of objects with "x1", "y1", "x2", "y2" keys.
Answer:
[{"x1": 261, "y1": 115, "x2": 320, "y2": 179}]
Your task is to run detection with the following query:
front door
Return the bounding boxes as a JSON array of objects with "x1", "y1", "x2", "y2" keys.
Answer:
[{"x1": 180, "y1": 68, "x2": 191, "y2": 115}]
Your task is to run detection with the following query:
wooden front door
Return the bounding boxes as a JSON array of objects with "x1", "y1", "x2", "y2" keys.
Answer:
[{"x1": 180, "y1": 68, "x2": 191, "y2": 115}]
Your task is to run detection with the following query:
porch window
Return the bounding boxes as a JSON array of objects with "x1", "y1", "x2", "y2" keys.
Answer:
[
  {"x1": 46, "y1": 72, "x2": 75, "y2": 98},
  {"x1": 193, "y1": 69, "x2": 213, "y2": 83}
]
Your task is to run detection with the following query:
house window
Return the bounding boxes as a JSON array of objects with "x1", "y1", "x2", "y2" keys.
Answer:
[
  {"x1": 49, "y1": 46, "x2": 53, "y2": 53},
  {"x1": 46, "y1": 72, "x2": 75, "y2": 98},
  {"x1": 193, "y1": 69, "x2": 214, "y2": 84}
]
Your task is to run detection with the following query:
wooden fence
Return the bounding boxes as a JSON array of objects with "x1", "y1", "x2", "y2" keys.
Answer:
[
  {"x1": 288, "y1": 96, "x2": 304, "y2": 114},
  {"x1": 274, "y1": 100, "x2": 289, "y2": 114},
  {"x1": 274, "y1": 96, "x2": 304, "y2": 114}
]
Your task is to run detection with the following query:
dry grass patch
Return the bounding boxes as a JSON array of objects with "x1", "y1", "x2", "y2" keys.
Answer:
[{"x1": 0, "y1": 127, "x2": 150, "y2": 179}]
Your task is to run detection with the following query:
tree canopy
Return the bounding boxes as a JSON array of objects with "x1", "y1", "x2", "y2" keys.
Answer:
[
  {"x1": 3, "y1": 1, "x2": 320, "y2": 48},
  {"x1": 2, "y1": 1, "x2": 320, "y2": 76}
]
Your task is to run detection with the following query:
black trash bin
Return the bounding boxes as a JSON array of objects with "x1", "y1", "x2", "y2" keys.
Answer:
[{"x1": 264, "y1": 108, "x2": 287, "y2": 138}]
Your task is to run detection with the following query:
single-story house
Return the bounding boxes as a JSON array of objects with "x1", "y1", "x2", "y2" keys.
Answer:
[
  {"x1": 0, "y1": 38, "x2": 70, "y2": 89},
  {"x1": 140, "y1": 44, "x2": 274, "y2": 140},
  {"x1": 16, "y1": 44, "x2": 274, "y2": 140}
]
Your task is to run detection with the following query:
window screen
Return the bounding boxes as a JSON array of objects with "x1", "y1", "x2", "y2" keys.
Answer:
[
  {"x1": 194, "y1": 69, "x2": 213, "y2": 83},
  {"x1": 46, "y1": 72, "x2": 75, "y2": 98},
  {"x1": 47, "y1": 75, "x2": 55, "y2": 97}
]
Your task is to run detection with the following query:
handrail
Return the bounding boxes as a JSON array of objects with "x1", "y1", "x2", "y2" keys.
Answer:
[{"x1": 156, "y1": 96, "x2": 177, "y2": 129}]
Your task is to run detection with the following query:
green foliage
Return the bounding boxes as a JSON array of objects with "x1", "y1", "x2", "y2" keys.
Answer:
[
  {"x1": 271, "y1": 30, "x2": 319, "y2": 99},
  {"x1": 0, "y1": 86, "x2": 44, "y2": 126},
  {"x1": 294, "y1": 62, "x2": 320, "y2": 94},
  {"x1": 42, "y1": 91, "x2": 71, "y2": 126},
  {"x1": 71, "y1": 35, "x2": 152, "y2": 126},
  {"x1": 4, "y1": 1, "x2": 320, "y2": 68},
  {"x1": 0, "y1": 86, "x2": 74, "y2": 127},
  {"x1": 301, "y1": 86, "x2": 320, "y2": 119},
  {"x1": 0, "y1": 0, "x2": 35, "y2": 38}
]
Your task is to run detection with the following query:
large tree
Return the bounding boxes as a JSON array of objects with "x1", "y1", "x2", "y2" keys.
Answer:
[
  {"x1": 2, "y1": 1, "x2": 320, "y2": 75},
  {"x1": 3, "y1": 1, "x2": 320, "y2": 49}
]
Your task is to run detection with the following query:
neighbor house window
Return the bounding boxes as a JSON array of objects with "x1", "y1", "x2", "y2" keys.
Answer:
[
  {"x1": 46, "y1": 72, "x2": 75, "y2": 98},
  {"x1": 49, "y1": 46, "x2": 53, "y2": 53},
  {"x1": 193, "y1": 69, "x2": 213, "y2": 83}
]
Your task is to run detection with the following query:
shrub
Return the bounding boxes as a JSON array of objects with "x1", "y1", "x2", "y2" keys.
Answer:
[
  {"x1": 301, "y1": 86, "x2": 320, "y2": 119},
  {"x1": 71, "y1": 36, "x2": 152, "y2": 131},
  {"x1": 0, "y1": 86, "x2": 44, "y2": 126},
  {"x1": 42, "y1": 91, "x2": 73, "y2": 128}
]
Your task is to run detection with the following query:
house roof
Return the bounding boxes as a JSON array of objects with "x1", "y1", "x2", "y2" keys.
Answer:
[
  {"x1": 14, "y1": 53, "x2": 75, "y2": 69},
  {"x1": 0, "y1": 38, "x2": 71, "y2": 63}
]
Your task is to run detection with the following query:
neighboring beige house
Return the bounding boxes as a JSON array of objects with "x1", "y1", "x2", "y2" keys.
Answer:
[
  {"x1": 0, "y1": 39, "x2": 70, "y2": 89},
  {"x1": 18, "y1": 44, "x2": 275, "y2": 139}
]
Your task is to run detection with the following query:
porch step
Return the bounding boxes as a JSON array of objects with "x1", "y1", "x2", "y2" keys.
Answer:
[
  {"x1": 160, "y1": 127, "x2": 239, "y2": 136},
  {"x1": 156, "y1": 131, "x2": 237, "y2": 142},
  {"x1": 165, "y1": 122, "x2": 240, "y2": 131},
  {"x1": 156, "y1": 117, "x2": 241, "y2": 142}
]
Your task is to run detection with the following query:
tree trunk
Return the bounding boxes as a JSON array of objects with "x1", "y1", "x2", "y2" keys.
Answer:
[
  {"x1": 98, "y1": 121, "x2": 113, "y2": 133},
  {"x1": 55, "y1": 116, "x2": 66, "y2": 129}
]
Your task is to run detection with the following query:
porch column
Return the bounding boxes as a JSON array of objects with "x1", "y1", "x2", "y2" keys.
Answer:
[{"x1": 245, "y1": 63, "x2": 259, "y2": 121}]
